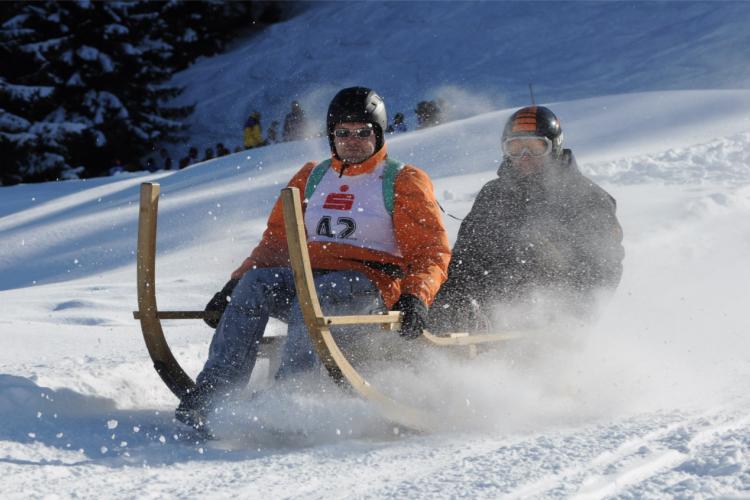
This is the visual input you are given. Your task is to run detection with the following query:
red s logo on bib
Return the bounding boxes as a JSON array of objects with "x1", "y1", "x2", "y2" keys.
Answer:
[{"x1": 323, "y1": 185, "x2": 354, "y2": 210}]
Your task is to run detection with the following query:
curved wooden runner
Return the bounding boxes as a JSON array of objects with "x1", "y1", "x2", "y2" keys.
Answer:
[
  {"x1": 134, "y1": 183, "x2": 196, "y2": 399},
  {"x1": 133, "y1": 183, "x2": 281, "y2": 400},
  {"x1": 281, "y1": 187, "x2": 442, "y2": 431}
]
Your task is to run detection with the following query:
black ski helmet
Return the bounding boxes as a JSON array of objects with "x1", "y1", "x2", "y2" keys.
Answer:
[
  {"x1": 327, "y1": 87, "x2": 387, "y2": 157},
  {"x1": 502, "y1": 106, "x2": 564, "y2": 158}
]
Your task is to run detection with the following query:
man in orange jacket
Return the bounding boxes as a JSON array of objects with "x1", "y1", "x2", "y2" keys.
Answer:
[{"x1": 176, "y1": 87, "x2": 450, "y2": 431}]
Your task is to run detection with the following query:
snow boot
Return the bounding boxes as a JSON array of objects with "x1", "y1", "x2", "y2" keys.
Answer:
[{"x1": 175, "y1": 384, "x2": 216, "y2": 436}]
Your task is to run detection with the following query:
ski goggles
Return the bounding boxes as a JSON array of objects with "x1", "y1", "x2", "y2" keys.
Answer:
[
  {"x1": 502, "y1": 136, "x2": 553, "y2": 158},
  {"x1": 334, "y1": 126, "x2": 374, "y2": 139}
]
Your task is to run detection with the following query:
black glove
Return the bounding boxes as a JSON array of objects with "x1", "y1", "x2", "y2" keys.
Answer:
[
  {"x1": 392, "y1": 294, "x2": 428, "y2": 340},
  {"x1": 203, "y1": 278, "x2": 239, "y2": 328}
]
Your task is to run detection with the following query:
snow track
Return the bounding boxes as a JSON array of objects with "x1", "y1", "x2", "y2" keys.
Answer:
[
  {"x1": 2, "y1": 399, "x2": 749, "y2": 498},
  {"x1": 569, "y1": 410, "x2": 750, "y2": 499}
]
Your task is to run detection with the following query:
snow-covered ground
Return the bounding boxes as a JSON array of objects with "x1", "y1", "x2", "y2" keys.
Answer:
[{"x1": 2, "y1": 88, "x2": 750, "y2": 498}]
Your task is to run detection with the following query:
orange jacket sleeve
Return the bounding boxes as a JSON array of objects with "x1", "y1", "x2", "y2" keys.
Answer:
[
  {"x1": 230, "y1": 162, "x2": 316, "y2": 278},
  {"x1": 392, "y1": 165, "x2": 451, "y2": 306}
]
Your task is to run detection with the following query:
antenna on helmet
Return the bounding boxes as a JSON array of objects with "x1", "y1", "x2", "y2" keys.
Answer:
[{"x1": 528, "y1": 83, "x2": 536, "y2": 105}]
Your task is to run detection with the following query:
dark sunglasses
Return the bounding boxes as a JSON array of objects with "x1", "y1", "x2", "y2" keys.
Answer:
[{"x1": 334, "y1": 127, "x2": 374, "y2": 139}]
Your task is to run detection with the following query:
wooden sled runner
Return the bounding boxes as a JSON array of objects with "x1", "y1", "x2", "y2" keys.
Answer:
[
  {"x1": 132, "y1": 183, "x2": 283, "y2": 400},
  {"x1": 134, "y1": 182, "x2": 525, "y2": 431}
]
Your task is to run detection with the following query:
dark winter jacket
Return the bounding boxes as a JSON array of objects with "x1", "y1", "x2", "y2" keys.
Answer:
[
  {"x1": 282, "y1": 109, "x2": 306, "y2": 142},
  {"x1": 430, "y1": 150, "x2": 624, "y2": 332}
]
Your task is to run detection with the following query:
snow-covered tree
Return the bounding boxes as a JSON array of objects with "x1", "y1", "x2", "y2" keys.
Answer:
[
  {"x1": 0, "y1": 2, "x2": 183, "y2": 183},
  {"x1": 0, "y1": 3, "x2": 81, "y2": 184},
  {"x1": 1, "y1": 1, "x2": 289, "y2": 185},
  {"x1": 44, "y1": 1, "x2": 193, "y2": 177}
]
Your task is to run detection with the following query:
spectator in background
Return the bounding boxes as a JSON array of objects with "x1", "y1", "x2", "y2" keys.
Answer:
[
  {"x1": 216, "y1": 143, "x2": 230, "y2": 157},
  {"x1": 159, "y1": 148, "x2": 173, "y2": 170},
  {"x1": 179, "y1": 146, "x2": 199, "y2": 169},
  {"x1": 266, "y1": 120, "x2": 279, "y2": 144},
  {"x1": 386, "y1": 112, "x2": 407, "y2": 134},
  {"x1": 125, "y1": 161, "x2": 142, "y2": 172},
  {"x1": 203, "y1": 147, "x2": 214, "y2": 162},
  {"x1": 244, "y1": 112, "x2": 263, "y2": 149},
  {"x1": 415, "y1": 101, "x2": 429, "y2": 129},
  {"x1": 415, "y1": 100, "x2": 442, "y2": 129},
  {"x1": 109, "y1": 159, "x2": 124, "y2": 175},
  {"x1": 282, "y1": 100, "x2": 306, "y2": 142}
]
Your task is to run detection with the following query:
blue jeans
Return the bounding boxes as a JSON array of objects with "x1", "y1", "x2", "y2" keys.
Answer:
[{"x1": 195, "y1": 267, "x2": 385, "y2": 391}]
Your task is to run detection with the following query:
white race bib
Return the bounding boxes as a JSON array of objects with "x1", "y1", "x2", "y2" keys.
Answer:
[{"x1": 304, "y1": 162, "x2": 402, "y2": 257}]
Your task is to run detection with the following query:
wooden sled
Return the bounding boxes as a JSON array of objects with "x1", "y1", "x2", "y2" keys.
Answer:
[{"x1": 134, "y1": 182, "x2": 526, "y2": 431}]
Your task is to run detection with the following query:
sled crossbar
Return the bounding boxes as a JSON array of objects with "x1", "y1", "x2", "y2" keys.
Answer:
[
  {"x1": 319, "y1": 312, "x2": 401, "y2": 327},
  {"x1": 133, "y1": 311, "x2": 211, "y2": 320},
  {"x1": 131, "y1": 311, "x2": 398, "y2": 325},
  {"x1": 132, "y1": 308, "x2": 396, "y2": 333}
]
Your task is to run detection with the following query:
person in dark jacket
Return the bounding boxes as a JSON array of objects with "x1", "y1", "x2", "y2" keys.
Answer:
[
  {"x1": 266, "y1": 120, "x2": 279, "y2": 144},
  {"x1": 430, "y1": 106, "x2": 624, "y2": 333},
  {"x1": 282, "y1": 100, "x2": 307, "y2": 142},
  {"x1": 415, "y1": 100, "x2": 441, "y2": 129},
  {"x1": 159, "y1": 148, "x2": 173, "y2": 170},
  {"x1": 216, "y1": 143, "x2": 230, "y2": 157}
]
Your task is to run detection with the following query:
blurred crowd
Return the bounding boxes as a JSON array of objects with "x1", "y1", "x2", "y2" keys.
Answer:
[{"x1": 115, "y1": 97, "x2": 448, "y2": 174}]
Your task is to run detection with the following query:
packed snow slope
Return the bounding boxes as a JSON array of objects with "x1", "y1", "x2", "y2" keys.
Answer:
[
  {"x1": 1, "y1": 89, "x2": 750, "y2": 498},
  {"x1": 171, "y1": 1, "x2": 750, "y2": 151}
]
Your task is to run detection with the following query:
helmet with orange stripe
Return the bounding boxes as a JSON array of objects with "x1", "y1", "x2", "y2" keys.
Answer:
[{"x1": 501, "y1": 106, "x2": 564, "y2": 159}]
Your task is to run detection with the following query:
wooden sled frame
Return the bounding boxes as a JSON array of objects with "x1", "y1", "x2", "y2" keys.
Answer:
[{"x1": 134, "y1": 182, "x2": 524, "y2": 431}]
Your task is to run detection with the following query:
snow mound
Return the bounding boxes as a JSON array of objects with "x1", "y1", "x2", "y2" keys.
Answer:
[{"x1": 584, "y1": 132, "x2": 750, "y2": 184}]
